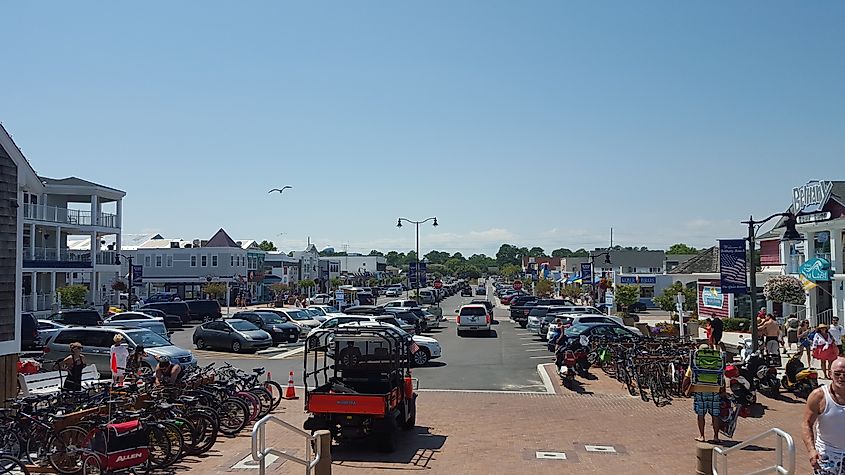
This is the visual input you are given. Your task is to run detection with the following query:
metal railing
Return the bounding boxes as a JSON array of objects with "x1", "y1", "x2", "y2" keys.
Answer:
[
  {"x1": 712, "y1": 428, "x2": 795, "y2": 475},
  {"x1": 251, "y1": 415, "x2": 322, "y2": 475},
  {"x1": 23, "y1": 203, "x2": 118, "y2": 228},
  {"x1": 22, "y1": 293, "x2": 56, "y2": 312},
  {"x1": 26, "y1": 248, "x2": 91, "y2": 263},
  {"x1": 816, "y1": 309, "x2": 834, "y2": 326}
]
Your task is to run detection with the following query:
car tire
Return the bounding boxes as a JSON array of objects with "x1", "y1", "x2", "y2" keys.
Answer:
[
  {"x1": 412, "y1": 348, "x2": 430, "y2": 367},
  {"x1": 456, "y1": 330, "x2": 464, "y2": 337},
  {"x1": 196, "y1": 338, "x2": 206, "y2": 350},
  {"x1": 232, "y1": 340, "x2": 242, "y2": 353}
]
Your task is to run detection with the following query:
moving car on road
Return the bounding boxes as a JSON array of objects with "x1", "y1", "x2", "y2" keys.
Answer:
[
  {"x1": 456, "y1": 304, "x2": 492, "y2": 337},
  {"x1": 192, "y1": 318, "x2": 273, "y2": 353}
]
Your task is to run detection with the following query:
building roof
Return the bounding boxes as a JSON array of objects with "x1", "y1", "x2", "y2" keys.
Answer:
[
  {"x1": 205, "y1": 229, "x2": 241, "y2": 248},
  {"x1": 668, "y1": 246, "x2": 718, "y2": 274},
  {"x1": 40, "y1": 176, "x2": 125, "y2": 195},
  {"x1": 758, "y1": 181, "x2": 845, "y2": 240}
]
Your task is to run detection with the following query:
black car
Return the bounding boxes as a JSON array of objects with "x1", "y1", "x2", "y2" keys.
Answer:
[
  {"x1": 563, "y1": 323, "x2": 642, "y2": 344},
  {"x1": 342, "y1": 306, "x2": 385, "y2": 316},
  {"x1": 469, "y1": 299, "x2": 495, "y2": 317},
  {"x1": 461, "y1": 287, "x2": 473, "y2": 296},
  {"x1": 382, "y1": 308, "x2": 425, "y2": 333},
  {"x1": 142, "y1": 302, "x2": 191, "y2": 324},
  {"x1": 47, "y1": 309, "x2": 103, "y2": 326},
  {"x1": 185, "y1": 299, "x2": 222, "y2": 322},
  {"x1": 20, "y1": 312, "x2": 39, "y2": 351},
  {"x1": 233, "y1": 311, "x2": 300, "y2": 344},
  {"x1": 132, "y1": 308, "x2": 182, "y2": 328}
]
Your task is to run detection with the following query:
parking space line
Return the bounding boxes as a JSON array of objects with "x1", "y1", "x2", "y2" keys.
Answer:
[
  {"x1": 525, "y1": 348, "x2": 546, "y2": 352},
  {"x1": 521, "y1": 342, "x2": 545, "y2": 345},
  {"x1": 271, "y1": 346, "x2": 306, "y2": 359},
  {"x1": 529, "y1": 355, "x2": 555, "y2": 359}
]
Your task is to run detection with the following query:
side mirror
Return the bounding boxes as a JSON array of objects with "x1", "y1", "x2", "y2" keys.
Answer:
[{"x1": 455, "y1": 309, "x2": 460, "y2": 314}]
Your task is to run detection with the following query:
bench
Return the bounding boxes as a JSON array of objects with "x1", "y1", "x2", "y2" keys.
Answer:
[{"x1": 18, "y1": 364, "x2": 102, "y2": 396}]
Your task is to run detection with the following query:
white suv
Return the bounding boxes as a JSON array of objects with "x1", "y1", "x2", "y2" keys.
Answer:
[{"x1": 456, "y1": 304, "x2": 492, "y2": 337}]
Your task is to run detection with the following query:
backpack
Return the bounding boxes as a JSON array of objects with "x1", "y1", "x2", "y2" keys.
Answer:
[{"x1": 690, "y1": 348, "x2": 725, "y2": 388}]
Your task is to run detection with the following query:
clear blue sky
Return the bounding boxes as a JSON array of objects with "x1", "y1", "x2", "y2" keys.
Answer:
[{"x1": 3, "y1": 1, "x2": 843, "y2": 255}]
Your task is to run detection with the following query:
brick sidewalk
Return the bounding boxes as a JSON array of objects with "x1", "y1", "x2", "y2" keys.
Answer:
[{"x1": 177, "y1": 369, "x2": 813, "y2": 475}]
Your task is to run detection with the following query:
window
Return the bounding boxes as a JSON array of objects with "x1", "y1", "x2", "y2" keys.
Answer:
[
  {"x1": 201, "y1": 255, "x2": 207, "y2": 267},
  {"x1": 212, "y1": 255, "x2": 218, "y2": 267},
  {"x1": 231, "y1": 255, "x2": 234, "y2": 266},
  {"x1": 167, "y1": 255, "x2": 173, "y2": 267},
  {"x1": 191, "y1": 255, "x2": 197, "y2": 267},
  {"x1": 155, "y1": 255, "x2": 162, "y2": 267},
  {"x1": 640, "y1": 286, "x2": 655, "y2": 298},
  {"x1": 145, "y1": 255, "x2": 151, "y2": 267},
  {"x1": 205, "y1": 321, "x2": 226, "y2": 331}
]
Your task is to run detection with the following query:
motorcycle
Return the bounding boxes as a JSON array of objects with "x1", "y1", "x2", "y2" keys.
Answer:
[
  {"x1": 736, "y1": 336, "x2": 779, "y2": 397},
  {"x1": 781, "y1": 353, "x2": 819, "y2": 399},
  {"x1": 557, "y1": 335, "x2": 590, "y2": 388},
  {"x1": 725, "y1": 364, "x2": 756, "y2": 406}
]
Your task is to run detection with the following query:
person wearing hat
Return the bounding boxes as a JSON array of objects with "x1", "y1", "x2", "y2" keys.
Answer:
[
  {"x1": 58, "y1": 342, "x2": 86, "y2": 392},
  {"x1": 813, "y1": 325, "x2": 839, "y2": 380},
  {"x1": 154, "y1": 355, "x2": 182, "y2": 386},
  {"x1": 110, "y1": 334, "x2": 129, "y2": 385}
]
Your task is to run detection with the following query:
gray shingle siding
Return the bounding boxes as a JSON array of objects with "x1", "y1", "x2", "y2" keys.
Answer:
[{"x1": 0, "y1": 151, "x2": 18, "y2": 343}]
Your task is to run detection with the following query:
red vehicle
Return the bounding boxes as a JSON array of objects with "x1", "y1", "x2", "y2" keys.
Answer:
[{"x1": 303, "y1": 325, "x2": 417, "y2": 452}]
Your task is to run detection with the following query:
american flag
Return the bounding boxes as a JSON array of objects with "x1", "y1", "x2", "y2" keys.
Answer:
[
  {"x1": 719, "y1": 240, "x2": 747, "y2": 288},
  {"x1": 410, "y1": 340, "x2": 420, "y2": 354}
]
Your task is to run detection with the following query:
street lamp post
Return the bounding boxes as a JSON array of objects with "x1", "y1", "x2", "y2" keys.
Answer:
[
  {"x1": 742, "y1": 212, "x2": 803, "y2": 353},
  {"x1": 397, "y1": 217, "x2": 438, "y2": 303},
  {"x1": 115, "y1": 253, "x2": 134, "y2": 309},
  {"x1": 589, "y1": 251, "x2": 612, "y2": 306}
]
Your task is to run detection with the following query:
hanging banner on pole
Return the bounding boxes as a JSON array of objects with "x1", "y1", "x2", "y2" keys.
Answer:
[
  {"x1": 719, "y1": 239, "x2": 747, "y2": 294},
  {"x1": 580, "y1": 263, "x2": 593, "y2": 283}
]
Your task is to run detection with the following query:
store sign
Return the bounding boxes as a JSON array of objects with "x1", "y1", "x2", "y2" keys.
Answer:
[
  {"x1": 701, "y1": 286, "x2": 724, "y2": 309},
  {"x1": 639, "y1": 276, "x2": 656, "y2": 285},
  {"x1": 800, "y1": 257, "x2": 832, "y2": 282},
  {"x1": 797, "y1": 211, "x2": 832, "y2": 224},
  {"x1": 793, "y1": 180, "x2": 833, "y2": 213},
  {"x1": 620, "y1": 276, "x2": 637, "y2": 284}
]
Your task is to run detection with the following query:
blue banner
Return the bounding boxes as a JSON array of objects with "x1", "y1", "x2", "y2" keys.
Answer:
[
  {"x1": 719, "y1": 239, "x2": 747, "y2": 294},
  {"x1": 580, "y1": 263, "x2": 592, "y2": 283},
  {"x1": 132, "y1": 265, "x2": 143, "y2": 285},
  {"x1": 639, "y1": 276, "x2": 656, "y2": 285},
  {"x1": 419, "y1": 262, "x2": 428, "y2": 287},
  {"x1": 408, "y1": 262, "x2": 417, "y2": 287}
]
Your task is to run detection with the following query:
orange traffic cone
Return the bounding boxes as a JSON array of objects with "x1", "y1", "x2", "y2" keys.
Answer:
[{"x1": 283, "y1": 370, "x2": 299, "y2": 400}]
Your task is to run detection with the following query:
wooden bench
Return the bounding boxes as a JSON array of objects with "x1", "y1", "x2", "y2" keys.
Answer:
[{"x1": 18, "y1": 364, "x2": 102, "y2": 396}]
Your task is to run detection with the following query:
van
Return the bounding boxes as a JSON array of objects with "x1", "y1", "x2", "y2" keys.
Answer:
[
  {"x1": 185, "y1": 300, "x2": 222, "y2": 322},
  {"x1": 141, "y1": 302, "x2": 191, "y2": 324}
]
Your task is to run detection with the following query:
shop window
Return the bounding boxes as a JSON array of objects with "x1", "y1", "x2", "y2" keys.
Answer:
[
  {"x1": 166, "y1": 255, "x2": 173, "y2": 267},
  {"x1": 145, "y1": 255, "x2": 151, "y2": 267},
  {"x1": 230, "y1": 255, "x2": 234, "y2": 266},
  {"x1": 155, "y1": 255, "x2": 162, "y2": 267},
  {"x1": 201, "y1": 255, "x2": 207, "y2": 267},
  {"x1": 212, "y1": 255, "x2": 218, "y2": 267},
  {"x1": 640, "y1": 286, "x2": 655, "y2": 298}
]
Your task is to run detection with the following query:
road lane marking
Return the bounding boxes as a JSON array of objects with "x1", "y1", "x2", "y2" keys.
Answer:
[
  {"x1": 525, "y1": 348, "x2": 546, "y2": 352},
  {"x1": 529, "y1": 355, "x2": 555, "y2": 359},
  {"x1": 271, "y1": 346, "x2": 306, "y2": 359},
  {"x1": 522, "y1": 342, "x2": 545, "y2": 345}
]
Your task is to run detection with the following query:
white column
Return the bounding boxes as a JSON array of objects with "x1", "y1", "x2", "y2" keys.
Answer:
[
  {"x1": 30, "y1": 272, "x2": 37, "y2": 312},
  {"x1": 91, "y1": 231, "x2": 97, "y2": 267},
  {"x1": 830, "y1": 228, "x2": 844, "y2": 319},
  {"x1": 805, "y1": 232, "x2": 817, "y2": 325},
  {"x1": 29, "y1": 223, "x2": 35, "y2": 259},
  {"x1": 90, "y1": 194, "x2": 99, "y2": 226},
  {"x1": 116, "y1": 199, "x2": 123, "y2": 235}
]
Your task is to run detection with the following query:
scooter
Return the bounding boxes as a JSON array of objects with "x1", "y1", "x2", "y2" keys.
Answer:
[
  {"x1": 725, "y1": 364, "x2": 756, "y2": 406},
  {"x1": 781, "y1": 353, "x2": 819, "y2": 399},
  {"x1": 557, "y1": 335, "x2": 590, "y2": 388},
  {"x1": 736, "y1": 336, "x2": 779, "y2": 397}
]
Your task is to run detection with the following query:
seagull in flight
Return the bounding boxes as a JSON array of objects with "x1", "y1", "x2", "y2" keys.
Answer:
[{"x1": 268, "y1": 186, "x2": 293, "y2": 194}]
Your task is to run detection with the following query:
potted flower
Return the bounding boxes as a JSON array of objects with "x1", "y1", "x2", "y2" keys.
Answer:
[{"x1": 763, "y1": 275, "x2": 806, "y2": 306}]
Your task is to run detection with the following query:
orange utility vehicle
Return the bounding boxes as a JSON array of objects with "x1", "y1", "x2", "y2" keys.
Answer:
[{"x1": 302, "y1": 325, "x2": 417, "y2": 452}]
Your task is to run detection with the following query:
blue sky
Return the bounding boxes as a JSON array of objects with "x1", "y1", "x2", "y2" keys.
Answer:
[{"x1": 3, "y1": 2, "x2": 843, "y2": 255}]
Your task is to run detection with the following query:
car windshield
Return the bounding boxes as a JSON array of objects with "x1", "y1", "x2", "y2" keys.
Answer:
[
  {"x1": 257, "y1": 312, "x2": 286, "y2": 324},
  {"x1": 125, "y1": 329, "x2": 172, "y2": 348},
  {"x1": 287, "y1": 310, "x2": 312, "y2": 321},
  {"x1": 565, "y1": 324, "x2": 591, "y2": 337},
  {"x1": 230, "y1": 320, "x2": 259, "y2": 331},
  {"x1": 307, "y1": 308, "x2": 325, "y2": 316},
  {"x1": 322, "y1": 306, "x2": 339, "y2": 313}
]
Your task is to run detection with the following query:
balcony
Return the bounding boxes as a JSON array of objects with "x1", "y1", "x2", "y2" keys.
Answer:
[
  {"x1": 22, "y1": 293, "x2": 56, "y2": 312},
  {"x1": 23, "y1": 203, "x2": 119, "y2": 229},
  {"x1": 23, "y1": 247, "x2": 92, "y2": 269}
]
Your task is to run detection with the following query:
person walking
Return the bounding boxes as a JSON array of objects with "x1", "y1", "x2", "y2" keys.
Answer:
[
  {"x1": 294, "y1": 296, "x2": 303, "y2": 308},
  {"x1": 758, "y1": 313, "x2": 781, "y2": 356},
  {"x1": 800, "y1": 321, "x2": 816, "y2": 368},
  {"x1": 830, "y1": 317, "x2": 844, "y2": 357},
  {"x1": 786, "y1": 314, "x2": 801, "y2": 353},
  {"x1": 813, "y1": 325, "x2": 840, "y2": 380},
  {"x1": 802, "y1": 357, "x2": 845, "y2": 474},
  {"x1": 705, "y1": 318, "x2": 714, "y2": 349},
  {"x1": 110, "y1": 334, "x2": 129, "y2": 385},
  {"x1": 710, "y1": 315, "x2": 725, "y2": 352}
]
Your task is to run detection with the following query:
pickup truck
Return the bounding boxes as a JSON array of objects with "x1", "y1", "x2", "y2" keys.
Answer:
[{"x1": 510, "y1": 298, "x2": 574, "y2": 328}]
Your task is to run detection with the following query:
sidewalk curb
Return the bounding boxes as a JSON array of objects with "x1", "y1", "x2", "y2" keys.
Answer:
[{"x1": 537, "y1": 363, "x2": 556, "y2": 394}]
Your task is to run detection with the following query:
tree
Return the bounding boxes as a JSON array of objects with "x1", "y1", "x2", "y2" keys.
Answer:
[
  {"x1": 551, "y1": 248, "x2": 573, "y2": 258},
  {"x1": 535, "y1": 279, "x2": 554, "y2": 297},
  {"x1": 614, "y1": 284, "x2": 641, "y2": 311},
  {"x1": 424, "y1": 251, "x2": 451, "y2": 265},
  {"x1": 444, "y1": 258, "x2": 464, "y2": 275},
  {"x1": 58, "y1": 284, "x2": 88, "y2": 307},
  {"x1": 572, "y1": 248, "x2": 589, "y2": 257},
  {"x1": 561, "y1": 285, "x2": 581, "y2": 300},
  {"x1": 496, "y1": 244, "x2": 521, "y2": 267},
  {"x1": 652, "y1": 281, "x2": 697, "y2": 312},
  {"x1": 329, "y1": 277, "x2": 343, "y2": 289},
  {"x1": 528, "y1": 247, "x2": 547, "y2": 257},
  {"x1": 451, "y1": 252, "x2": 464, "y2": 260},
  {"x1": 258, "y1": 240, "x2": 277, "y2": 251},
  {"x1": 271, "y1": 283, "x2": 290, "y2": 295},
  {"x1": 111, "y1": 280, "x2": 128, "y2": 292},
  {"x1": 385, "y1": 251, "x2": 405, "y2": 267},
  {"x1": 667, "y1": 243, "x2": 698, "y2": 255},
  {"x1": 203, "y1": 282, "x2": 227, "y2": 300},
  {"x1": 297, "y1": 279, "x2": 316, "y2": 290},
  {"x1": 368, "y1": 250, "x2": 384, "y2": 256},
  {"x1": 500, "y1": 263, "x2": 521, "y2": 279}
]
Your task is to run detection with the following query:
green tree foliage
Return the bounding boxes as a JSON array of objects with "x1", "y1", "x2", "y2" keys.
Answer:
[
  {"x1": 652, "y1": 281, "x2": 698, "y2": 312},
  {"x1": 572, "y1": 248, "x2": 589, "y2": 257},
  {"x1": 451, "y1": 252, "x2": 464, "y2": 260},
  {"x1": 424, "y1": 251, "x2": 451, "y2": 265},
  {"x1": 496, "y1": 244, "x2": 521, "y2": 267},
  {"x1": 551, "y1": 248, "x2": 572, "y2": 258},
  {"x1": 58, "y1": 284, "x2": 88, "y2": 307},
  {"x1": 203, "y1": 282, "x2": 227, "y2": 299},
  {"x1": 329, "y1": 277, "x2": 343, "y2": 289},
  {"x1": 528, "y1": 247, "x2": 547, "y2": 257},
  {"x1": 535, "y1": 279, "x2": 554, "y2": 297},
  {"x1": 614, "y1": 284, "x2": 641, "y2": 309},
  {"x1": 667, "y1": 243, "x2": 698, "y2": 255},
  {"x1": 500, "y1": 263, "x2": 521, "y2": 279},
  {"x1": 368, "y1": 250, "x2": 384, "y2": 256},
  {"x1": 561, "y1": 285, "x2": 581, "y2": 300},
  {"x1": 385, "y1": 251, "x2": 405, "y2": 267},
  {"x1": 258, "y1": 240, "x2": 277, "y2": 251}
]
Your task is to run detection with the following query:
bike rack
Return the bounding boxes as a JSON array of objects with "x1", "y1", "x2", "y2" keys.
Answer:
[
  {"x1": 712, "y1": 427, "x2": 795, "y2": 475},
  {"x1": 251, "y1": 415, "x2": 322, "y2": 475}
]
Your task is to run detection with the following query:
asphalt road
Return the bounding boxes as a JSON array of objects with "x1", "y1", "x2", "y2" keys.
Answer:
[{"x1": 170, "y1": 282, "x2": 548, "y2": 392}]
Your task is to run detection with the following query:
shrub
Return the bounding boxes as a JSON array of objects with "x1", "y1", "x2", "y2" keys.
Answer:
[
  {"x1": 762, "y1": 275, "x2": 806, "y2": 305},
  {"x1": 58, "y1": 284, "x2": 88, "y2": 307},
  {"x1": 722, "y1": 318, "x2": 751, "y2": 332}
]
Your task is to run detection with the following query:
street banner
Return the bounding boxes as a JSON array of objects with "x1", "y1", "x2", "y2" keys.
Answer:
[
  {"x1": 132, "y1": 265, "x2": 144, "y2": 285},
  {"x1": 719, "y1": 239, "x2": 747, "y2": 294},
  {"x1": 798, "y1": 274, "x2": 818, "y2": 291},
  {"x1": 580, "y1": 263, "x2": 592, "y2": 283},
  {"x1": 419, "y1": 262, "x2": 428, "y2": 287},
  {"x1": 408, "y1": 262, "x2": 417, "y2": 287}
]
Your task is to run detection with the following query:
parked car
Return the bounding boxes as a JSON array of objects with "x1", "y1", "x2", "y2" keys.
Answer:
[
  {"x1": 303, "y1": 308, "x2": 329, "y2": 323},
  {"x1": 562, "y1": 323, "x2": 642, "y2": 345},
  {"x1": 36, "y1": 319, "x2": 67, "y2": 348},
  {"x1": 627, "y1": 302, "x2": 648, "y2": 313},
  {"x1": 127, "y1": 307, "x2": 182, "y2": 328},
  {"x1": 380, "y1": 308, "x2": 423, "y2": 334},
  {"x1": 460, "y1": 287, "x2": 473, "y2": 297},
  {"x1": 192, "y1": 319, "x2": 273, "y2": 353},
  {"x1": 45, "y1": 326, "x2": 195, "y2": 376},
  {"x1": 456, "y1": 304, "x2": 492, "y2": 337},
  {"x1": 185, "y1": 299, "x2": 222, "y2": 322},
  {"x1": 475, "y1": 286, "x2": 486, "y2": 296},
  {"x1": 47, "y1": 309, "x2": 103, "y2": 326},
  {"x1": 270, "y1": 308, "x2": 322, "y2": 335},
  {"x1": 311, "y1": 318, "x2": 442, "y2": 366},
  {"x1": 233, "y1": 311, "x2": 300, "y2": 344},
  {"x1": 385, "y1": 287, "x2": 401, "y2": 297},
  {"x1": 144, "y1": 292, "x2": 179, "y2": 303},
  {"x1": 418, "y1": 290, "x2": 437, "y2": 305},
  {"x1": 104, "y1": 312, "x2": 170, "y2": 338},
  {"x1": 141, "y1": 302, "x2": 192, "y2": 324},
  {"x1": 20, "y1": 312, "x2": 39, "y2": 351},
  {"x1": 309, "y1": 294, "x2": 332, "y2": 305},
  {"x1": 308, "y1": 305, "x2": 342, "y2": 317},
  {"x1": 382, "y1": 300, "x2": 420, "y2": 309}
]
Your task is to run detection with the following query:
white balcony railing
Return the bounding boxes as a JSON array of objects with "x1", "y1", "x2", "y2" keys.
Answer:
[
  {"x1": 24, "y1": 247, "x2": 92, "y2": 266},
  {"x1": 23, "y1": 203, "x2": 118, "y2": 229},
  {"x1": 22, "y1": 293, "x2": 56, "y2": 312}
]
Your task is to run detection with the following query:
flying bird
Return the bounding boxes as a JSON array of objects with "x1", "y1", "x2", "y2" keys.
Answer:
[{"x1": 268, "y1": 186, "x2": 293, "y2": 194}]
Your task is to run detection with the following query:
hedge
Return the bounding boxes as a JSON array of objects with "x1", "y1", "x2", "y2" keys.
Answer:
[{"x1": 691, "y1": 318, "x2": 751, "y2": 332}]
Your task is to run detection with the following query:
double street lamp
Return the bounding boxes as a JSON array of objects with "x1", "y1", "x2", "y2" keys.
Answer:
[
  {"x1": 743, "y1": 212, "x2": 803, "y2": 352},
  {"x1": 589, "y1": 251, "x2": 612, "y2": 304},
  {"x1": 397, "y1": 217, "x2": 438, "y2": 302},
  {"x1": 114, "y1": 253, "x2": 135, "y2": 309}
]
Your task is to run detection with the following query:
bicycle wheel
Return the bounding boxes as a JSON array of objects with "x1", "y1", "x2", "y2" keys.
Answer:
[
  {"x1": 184, "y1": 412, "x2": 218, "y2": 456},
  {"x1": 158, "y1": 422, "x2": 184, "y2": 466},
  {"x1": 46, "y1": 426, "x2": 88, "y2": 475},
  {"x1": 263, "y1": 380, "x2": 284, "y2": 410},
  {"x1": 146, "y1": 425, "x2": 173, "y2": 469},
  {"x1": 81, "y1": 454, "x2": 101, "y2": 475},
  {"x1": 24, "y1": 425, "x2": 50, "y2": 465},
  {"x1": 0, "y1": 455, "x2": 30, "y2": 475},
  {"x1": 172, "y1": 417, "x2": 196, "y2": 459},
  {"x1": 217, "y1": 399, "x2": 249, "y2": 436},
  {"x1": 0, "y1": 431, "x2": 22, "y2": 460},
  {"x1": 250, "y1": 387, "x2": 273, "y2": 418},
  {"x1": 234, "y1": 391, "x2": 261, "y2": 422}
]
